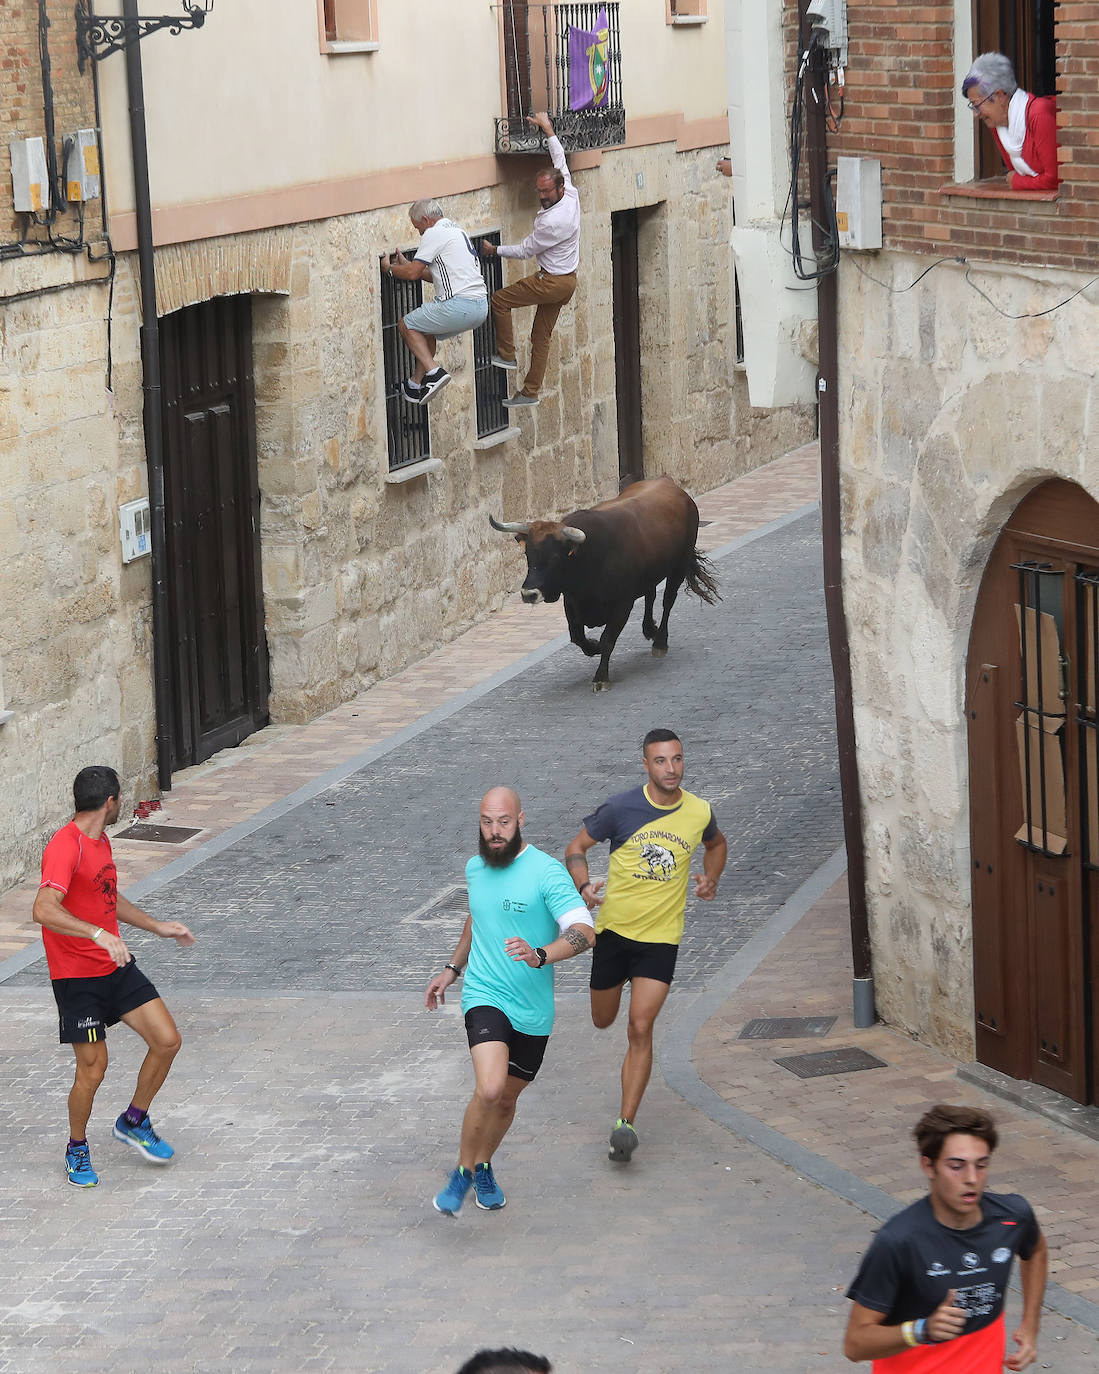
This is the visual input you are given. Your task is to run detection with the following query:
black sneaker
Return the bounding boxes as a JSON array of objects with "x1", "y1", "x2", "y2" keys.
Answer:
[
  {"x1": 420, "y1": 368, "x2": 452, "y2": 403},
  {"x1": 400, "y1": 377, "x2": 426, "y2": 404},
  {"x1": 609, "y1": 1118, "x2": 638, "y2": 1163}
]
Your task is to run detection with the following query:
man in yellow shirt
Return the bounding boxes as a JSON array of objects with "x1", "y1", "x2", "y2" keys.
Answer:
[{"x1": 565, "y1": 729, "x2": 727, "y2": 1163}]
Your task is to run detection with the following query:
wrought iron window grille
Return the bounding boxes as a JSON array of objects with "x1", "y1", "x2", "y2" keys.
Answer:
[
  {"x1": 75, "y1": 0, "x2": 213, "y2": 72},
  {"x1": 471, "y1": 233, "x2": 509, "y2": 439},
  {"x1": 380, "y1": 256, "x2": 431, "y2": 472},
  {"x1": 495, "y1": 2, "x2": 625, "y2": 154},
  {"x1": 1013, "y1": 560, "x2": 1068, "y2": 857}
]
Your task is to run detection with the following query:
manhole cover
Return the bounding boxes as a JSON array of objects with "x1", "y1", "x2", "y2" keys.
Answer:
[
  {"x1": 402, "y1": 883, "x2": 470, "y2": 925},
  {"x1": 114, "y1": 824, "x2": 203, "y2": 844},
  {"x1": 739, "y1": 1016, "x2": 836, "y2": 1040},
  {"x1": 774, "y1": 1047, "x2": 888, "y2": 1078}
]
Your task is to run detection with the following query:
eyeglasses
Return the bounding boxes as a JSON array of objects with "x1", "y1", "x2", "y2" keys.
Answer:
[{"x1": 967, "y1": 93, "x2": 995, "y2": 113}]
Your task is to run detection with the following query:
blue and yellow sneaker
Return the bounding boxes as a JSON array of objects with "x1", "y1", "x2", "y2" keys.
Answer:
[
  {"x1": 433, "y1": 1165, "x2": 473, "y2": 1215},
  {"x1": 473, "y1": 1161, "x2": 506, "y2": 1210},
  {"x1": 65, "y1": 1141, "x2": 98, "y2": 1187},
  {"x1": 609, "y1": 1118, "x2": 638, "y2": 1163},
  {"x1": 113, "y1": 1114, "x2": 174, "y2": 1163}
]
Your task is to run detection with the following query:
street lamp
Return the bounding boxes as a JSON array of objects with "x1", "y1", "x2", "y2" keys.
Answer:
[{"x1": 75, "y1": 0, "x2": 213, "y2": 72}]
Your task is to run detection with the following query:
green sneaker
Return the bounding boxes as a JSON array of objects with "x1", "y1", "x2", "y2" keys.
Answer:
[{"x1": 609, "y1": 1118, "x2": 638, "y2": 1163}]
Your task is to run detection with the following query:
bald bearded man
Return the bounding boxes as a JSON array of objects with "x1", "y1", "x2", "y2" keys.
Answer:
[{"x1": 425, "y1": 787, "x2": 594, "y2": 1215}]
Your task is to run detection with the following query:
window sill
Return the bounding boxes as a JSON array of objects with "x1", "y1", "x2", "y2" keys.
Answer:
[
  {"x1": 473, "y1": 426, "x2": 521, "y2": 451},
  {"x1": 940, "y1": 181, "x2": 1058, "y2": 203},
  {"x1": 385, "y1": 458, "x2": 443, "y2": 484},
  {"x1": 323, "y1": 39, "x2": 379, "y2": 55},
  {"x1": 669, "y1": 15, "x2": 708, "y2": 25}
]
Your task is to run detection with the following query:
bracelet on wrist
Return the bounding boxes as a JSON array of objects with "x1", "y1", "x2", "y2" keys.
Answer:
[
  {"x1": 444, "y1": 962, "x2": 463, "y2": 977},
  {"x1": 913, "y1": 1319, "x2": 929, "y2": 1345},
  {"x1": 900, "y1": 1321, "x2": 918, "y2": 1349},
  {"x1": 579, "y1": 881, "x2": 591, "y2": 895},
  {"x1": 91, "y1": 927, "x2": 105, "y2": 943}
]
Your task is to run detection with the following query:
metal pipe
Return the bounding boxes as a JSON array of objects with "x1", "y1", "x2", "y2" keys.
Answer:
[
  {"x1": 122, "y1": 0, "x2": 174, "y2": 791},
  {"x1": 802, "y1": 11, "x2": 874, "y2": 1025}
]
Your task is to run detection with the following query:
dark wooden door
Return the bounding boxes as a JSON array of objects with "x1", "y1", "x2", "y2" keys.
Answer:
[
  {"x1": 159, "y1": 296, "x2": 269, "y2": 769},
  {"x1": 611, "y1": 208, "x2": 643, "y2": 488},
  {"x1": 968, "y1": 480, "x2": 1099, "y2": 1104}
]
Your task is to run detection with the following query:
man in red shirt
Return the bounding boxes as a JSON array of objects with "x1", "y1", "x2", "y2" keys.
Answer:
[
  {"x1": 33, "y1": 766, "x2": 195, "y2": 1187},
  {"x1": 844, "y1": 1104, "x2": 1048, "y2": 1372}
]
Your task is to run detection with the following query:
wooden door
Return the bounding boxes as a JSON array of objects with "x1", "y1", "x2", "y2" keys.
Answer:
[
  {"x1": 159, "y1": 296, "x2": 269, "y2": 769},
  {"x1": 968, "y1": 480, "x2": 1099, "y2": 1103},
  {"x1": 611, "y1": 208, "x2": 643, "y2": 488}
]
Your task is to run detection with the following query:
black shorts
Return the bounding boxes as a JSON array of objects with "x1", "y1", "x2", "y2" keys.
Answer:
[
  {"x1": 590, "y1": 928, "x2": 679, "y2": 989},
  {"x1": 464, "y1": 1005, "x2": 549, "y2": 1082},
  {"x1": 52, "y1": 960, "x2": 160, "y2": 1044}
]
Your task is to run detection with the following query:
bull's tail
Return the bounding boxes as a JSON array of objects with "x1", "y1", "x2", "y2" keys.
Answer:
[{"x1": 685, "y1": 550, "x2": 721, "y2": 604}]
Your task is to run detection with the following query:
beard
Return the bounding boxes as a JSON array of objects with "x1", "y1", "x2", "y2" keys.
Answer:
[{"x1": 479, "y1": 827, "x2": 523, "y2": 868}]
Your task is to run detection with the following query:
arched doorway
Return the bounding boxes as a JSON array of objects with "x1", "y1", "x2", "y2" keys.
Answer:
[{"x1": 967, "y1": 478, "x2": 1099, "y2": 1105}]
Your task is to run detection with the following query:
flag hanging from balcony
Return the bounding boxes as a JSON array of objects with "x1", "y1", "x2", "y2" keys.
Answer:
[{"x1": 568, "y1": 8, "x2": 610, "y2": 111}]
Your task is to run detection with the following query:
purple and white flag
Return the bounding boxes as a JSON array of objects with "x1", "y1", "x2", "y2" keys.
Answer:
[{"x1": 568, "y1": 8, "x2": 610, "y2": 112}]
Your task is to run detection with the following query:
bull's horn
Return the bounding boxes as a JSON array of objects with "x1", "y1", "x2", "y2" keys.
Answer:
[
  {"x1": 560, "y1": 525, "x2": 586, "y2": 544},
  {"x1": 489, "y1": 515, "x2": 531, "y2": 535}
]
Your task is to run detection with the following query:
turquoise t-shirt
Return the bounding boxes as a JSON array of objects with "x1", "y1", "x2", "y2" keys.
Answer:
[{"x1": 462, "y1": 844, "x2": 586, "y2": 1035}]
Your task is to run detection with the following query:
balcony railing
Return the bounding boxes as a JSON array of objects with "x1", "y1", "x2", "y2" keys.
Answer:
[{"x1": 495, "y1": 3, "x2": 625, "y2": 154}]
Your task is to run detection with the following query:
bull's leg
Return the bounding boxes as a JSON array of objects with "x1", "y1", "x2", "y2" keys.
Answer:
[
  {"x1": 641, "y1": 586, "x2": 659, "y2": 642},
  {"x1": 593, "y1": 603, "x2": 633, "y2": 691},
  {"x1": 652, "y1": 572, "x2": 686, "y2": 657},
  {"x1": 565, "y1": 600, "x2": 601, "y2": 657}
]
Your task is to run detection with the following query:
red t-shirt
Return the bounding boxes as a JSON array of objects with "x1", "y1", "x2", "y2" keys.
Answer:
[
  {"x1": 39, "y1": 821, "x2": 120, "y2": 979},
  {"x1": 872, "y1": 1316, "x2": 1004, "y2": 1373}
]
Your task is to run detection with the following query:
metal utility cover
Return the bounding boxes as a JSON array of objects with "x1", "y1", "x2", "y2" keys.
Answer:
[
  {"x1": 739, "y1": 1016, "x2": 836, "y2": 1040},
  {"x1": 775, "y1": 1047, "x2": 888, "y2": 1078},
  {"x1": 114, "y1": 824, "x2": 203, "y2": 844}
]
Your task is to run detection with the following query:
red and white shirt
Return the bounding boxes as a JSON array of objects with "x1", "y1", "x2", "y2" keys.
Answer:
[{"x1": 39, "y1": 821, "x2": 120, "y2": 979}]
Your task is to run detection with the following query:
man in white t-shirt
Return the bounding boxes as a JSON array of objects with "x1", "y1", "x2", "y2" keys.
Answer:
[{"x1": 382, "y1": 200, "x2": 489, "y2": 404}]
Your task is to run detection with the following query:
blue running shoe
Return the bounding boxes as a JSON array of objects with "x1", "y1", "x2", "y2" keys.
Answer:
[
  {"x1": 433, "y1": 1165, "x2": 473, "y2": 1215},
  {"x1": 65, "y1": 1141, "x2": 98, "y2": 1187},
  {"x1": 473, "y1": 1161, "x2": 506, "y2": 1210},
  {"x1": 113, "y1": 1114, "x2": 174, "y2": 1163}
]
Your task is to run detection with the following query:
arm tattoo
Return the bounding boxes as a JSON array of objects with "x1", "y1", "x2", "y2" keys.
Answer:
[
  {"x1": 564, "y1": 925, "x2": 591, "y2": 954},
  {"x1": 565, "y1": 853, "x2": 587, "y2": 870}
]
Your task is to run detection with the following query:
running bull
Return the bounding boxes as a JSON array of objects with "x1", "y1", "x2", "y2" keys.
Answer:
[{"x1": 490, "y1": 476, "x2": 719, "y2": 691}]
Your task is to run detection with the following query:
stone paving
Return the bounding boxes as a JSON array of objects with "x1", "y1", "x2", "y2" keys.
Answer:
[{"x1": 4, "y1": 445, "x2": 1099, "y2": 1371}]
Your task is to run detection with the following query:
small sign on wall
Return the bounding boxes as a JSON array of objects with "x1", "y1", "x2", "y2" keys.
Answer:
[{"x1": 120, "y1": 498, "x2": 151, "y2": 563}]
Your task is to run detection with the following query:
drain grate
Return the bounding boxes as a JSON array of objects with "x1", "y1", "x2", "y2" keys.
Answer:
[
  {"x1": 402, "y1": 883, "x2": 470, "y2": 926},
  {"x1": 774, "y1": 1047, "x2": 888, "y2": 1078},
  {"x1": 739, "y1": 1015, "x2": 836, "y2": 1040},
  {"x1": 114, "y1": 824, "x2": 203, "y2": 844}
]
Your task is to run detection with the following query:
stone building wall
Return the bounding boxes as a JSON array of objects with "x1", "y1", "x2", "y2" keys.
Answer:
[
  {"x1": 0, "y1": 140, "x2": 813, "y2": 894},
  {"x1": 836, "y1": 248, "x2": 1099, "y2": 1056}
]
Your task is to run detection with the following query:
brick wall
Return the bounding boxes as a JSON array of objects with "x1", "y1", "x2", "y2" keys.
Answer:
[
  {"x1": 1, "y1": 0, "x2": 98, "y2": 245},
  {"x1": 784, "y1": 1, "x2": 1099, "y2": 272}
]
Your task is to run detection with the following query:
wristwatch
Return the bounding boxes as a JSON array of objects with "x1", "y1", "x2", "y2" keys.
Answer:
[
  {"x1": 534, "y1": 947, "x2": 548, "y2": 968},
  {"x1": 444, "y1": 963, "x2": 463, "y2": 977}
]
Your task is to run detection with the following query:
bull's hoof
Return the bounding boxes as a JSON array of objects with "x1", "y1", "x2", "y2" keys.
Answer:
[
  {"x1": 651, "y1": 645, "x2": 668, "y2": 658},
  {"x1": 592, "y1": 679, "x2": 612, "y2": 692}
]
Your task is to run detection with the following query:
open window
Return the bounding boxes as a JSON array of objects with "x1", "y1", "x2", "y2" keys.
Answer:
[
  {"x1": 319, "y1": 0, "x2": 378, "y2": 53},
  {"x1": 667, "y1": 0, "x2": 706, "y2": 22},
  {"x1": 973, "y1": 0, "x2": 1056, "y2": 179}
]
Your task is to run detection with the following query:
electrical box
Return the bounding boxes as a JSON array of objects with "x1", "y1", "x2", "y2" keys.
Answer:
[
  {"x1": 120, "y1": 498, "x2": 152, "y2": 564},
  {"x1": 806, "y1": 0, "x2": 849, "y2": 68},
  {"x1": 10, "y1": 137, "x2": 50, "y2": 213},
  {"x1": 64, "y1": 129, "x2": 100, "y2": 203},
  {"x1": 835, "y1": 156, "x2": 882, "y2": 252}
]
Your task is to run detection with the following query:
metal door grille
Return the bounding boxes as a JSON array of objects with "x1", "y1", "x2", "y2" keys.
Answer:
[
  {"x1": 1014, "y1": 560, "x2": 1067, "y2": 856},
  {"x1": 472, "y1": 231, "x2": 508, "y2": 438},
  {"x1": 381, "y1": 256, "x2": 430, "y2": 471}
]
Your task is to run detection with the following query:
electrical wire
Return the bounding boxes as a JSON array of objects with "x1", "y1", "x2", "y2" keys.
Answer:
[
  {"x1": 785, "y1": 27, "x2": 840, "y2": 282},
  {"x1": 850, "y1": 253, "x2": 1099, "y2": 322}
]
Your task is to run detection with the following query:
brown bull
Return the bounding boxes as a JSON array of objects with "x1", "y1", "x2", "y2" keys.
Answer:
[{"x1": 490, "y1": 476, "x2": 719, "y2": 690}]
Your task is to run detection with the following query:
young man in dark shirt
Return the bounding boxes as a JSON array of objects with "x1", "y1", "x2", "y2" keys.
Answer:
[{"x1": 844, "y1": 1104, "x2": 1047, "y2": 1372}]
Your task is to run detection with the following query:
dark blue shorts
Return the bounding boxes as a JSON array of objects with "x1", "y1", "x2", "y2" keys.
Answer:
[{"x1": 51, "y1": 960, "x2": 159, "y2": 1044}]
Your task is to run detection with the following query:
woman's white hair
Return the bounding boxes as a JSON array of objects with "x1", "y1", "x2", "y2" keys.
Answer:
[
  {"x1": 409, "y1": 199, "x2": 444, "y2": 223},
  {"x1": 962, "y1": 51, "x2": 1019, "y2": 100}
]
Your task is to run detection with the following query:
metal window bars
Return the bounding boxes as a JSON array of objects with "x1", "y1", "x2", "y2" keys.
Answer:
[
  {"x1": 471, "y1": 232, "x2": 509, "y2": 438},
  {"x1": 495, "y1": 3, "x2": 625, "y2": 153},
  {"x1": 380, "y1": 256, "x2": 430, "y2": 472},
  {"x1": 1076, "y1": 568, "x2": 1099, "y2": 871},
  {"x1": 1013, "y1": 560, "x2": 1068, "y2": 856}
]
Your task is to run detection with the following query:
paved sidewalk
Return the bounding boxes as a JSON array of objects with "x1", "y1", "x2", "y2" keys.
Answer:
[{"x1": 0, "y1": 444, "x2": 820, "y2": 965}]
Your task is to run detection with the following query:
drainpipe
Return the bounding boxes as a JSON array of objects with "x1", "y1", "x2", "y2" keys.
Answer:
[
  {"x1": 122, "y1": 0, "x2": 174, "y2": 792},
  {"x1": 804, "y1": 28, "x2": 874, "y2": 1027}
]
